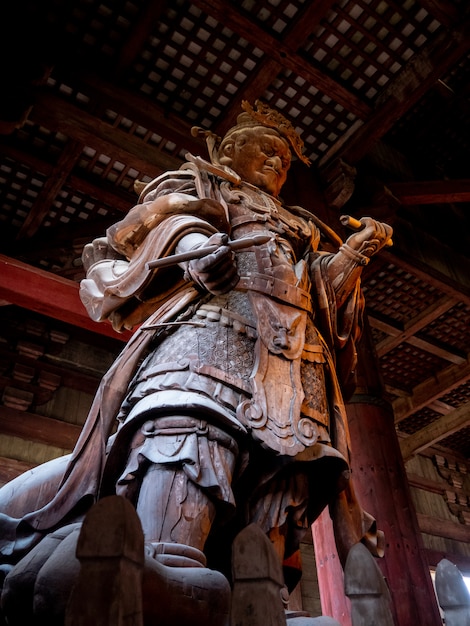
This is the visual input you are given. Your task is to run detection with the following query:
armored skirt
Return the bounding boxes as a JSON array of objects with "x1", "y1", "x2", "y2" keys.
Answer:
[{"x1": 94, "y1": 162, "x2": 361, "y2": 559}]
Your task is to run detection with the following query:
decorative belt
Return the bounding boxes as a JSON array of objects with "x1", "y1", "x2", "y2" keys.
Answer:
[{"x1": 237, "y1": 274, "x2": 312, "y2": 312}]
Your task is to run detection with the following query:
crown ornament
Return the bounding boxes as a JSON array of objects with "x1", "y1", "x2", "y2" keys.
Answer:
[
  {"x1": 241, "y1": 100, "x2": 310, "y2": 165},
  {"x1": 191, "y1": 100, "x2": 310, "y2": 167}
]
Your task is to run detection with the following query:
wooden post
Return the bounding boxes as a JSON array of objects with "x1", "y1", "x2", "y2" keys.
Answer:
[
  {"x1": 312, "y1": 321, "x2": 444, "y2": 625},
  {"x1": 65, "y1": 496, "x2": 144, "y2": 626},
  {"x1": 345, "y1": 324, "x2": 443, "y2": 626},
  {"x1": 312, "y1": 509, "x2": 352, "y2": 626}
]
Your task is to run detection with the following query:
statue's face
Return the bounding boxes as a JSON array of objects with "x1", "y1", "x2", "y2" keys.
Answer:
[{"x1": 221, "y1": 128, "x2": 291, "y2": 196}]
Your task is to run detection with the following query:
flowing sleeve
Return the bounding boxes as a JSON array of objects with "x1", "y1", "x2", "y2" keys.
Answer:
[
  {"x1": 79, "y1": 169, "x2": 229, "y2": 332},
  {"x1": 311, "y1": 252, "x2": 365, "y2": 399}
]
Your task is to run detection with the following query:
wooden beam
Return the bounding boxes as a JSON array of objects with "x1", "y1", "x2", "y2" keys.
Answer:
[
  {"x1": 373, "y1": 296, "x2": 458, "y2": 357},
  {"x1": 406, "y1": 335, "x2": 466, "y2": 365},
  {"x1": 368, "y1": 308, "x2": 467, "y2": 365},
  {"x1": 382, "y1": 219, "x2": 470, "y2": 306},
  {"x1": 415, "y1": 0, "x2": 461, "y2": 27},
  {"x1": 385, "y1": 247, "x2": 470, "y2": 307},
  {"x1": 388, "y1": 180, "x2": 470, "y2": 205},
  {"x1": 0, "y1": 406, "x2": 81, "y2": 451},
  {"x1": 428, "y1": 400, "x2": 455, "y2": 415},
  {"x1": 191, "y1": 0, "x2": 371, "y2": 119},
  {"x1": 400, "y1": 401, "x2": 470, "y2": 460},
  {"x1": 0, "y1": 141, "x2": 137, "y2": 214},
  {"x1": 0, "y1": 139, "x2": 55, "y2": 176},
  {"x1": 417, "y1": 512, "x2": 470, "y2": 544},
  {"x1": 321, "y1": 18, "x2": 470, "y2": 166},
  {"x1": 217, "y1": 57, "x2": 283, "y2": 134},
  {"x1": 114, "y1": 1, "x2": 168, "y2": 74},
  {"x1": 393, "y1": 357, "x2": 470, "y2": 422},
  {"x1": 385, "y1": 384, "x2": 412, "y2": 399},
  {"x1": 55, "y1": 71, "x2": 205, "y2": 159},
  {"x1": 412, "y1": 438, "x2": 470, "y2": 465},
  {"x1": 68, "y1": 173, "x2": 137, "y2": 213},
  {"x1": 0, "y1": 346, "x2": 102, "y2": 395},
  {"x1": 368, "y1": 314, "x2": 402, "y2": 338},
  {"x1": 0, "y1": 254, "x2": 129, "y2": 341},
  {"x1": 406, "y1": 471, "x2": 445, "y2": 496},
  {"x1": 30, "y1": 91, "x2": 173, "y2": 178},
  {"x1": 17, "y1": 140, "x2": 83, "y2": 239},
  {"x1": 218, "y1": 0, "x2": 339, "y2": 131}
]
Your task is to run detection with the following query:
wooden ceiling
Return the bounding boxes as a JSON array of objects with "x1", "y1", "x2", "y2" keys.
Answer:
[{"x1": 0, "y1": 0, "x2": 469, "y2": 475}]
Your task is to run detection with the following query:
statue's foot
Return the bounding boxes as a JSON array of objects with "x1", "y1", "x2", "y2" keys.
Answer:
[
  {"x1": 1, "y1": 523, "x2": 82, "y2": 626},
  {"x1": 146, "y1": 540, "x2": 207, "y2": 567},
  {"x1": 143, "y1": 542, "x2": 231, "y2": 626},
  {"x1": 2, "y1": 498, "x2": 232, "y2": 626}
]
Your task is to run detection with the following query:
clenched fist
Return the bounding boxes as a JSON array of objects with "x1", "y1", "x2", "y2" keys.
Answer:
[{"x1": 185, "y1": 233, "x2": 239, "y2": 295}]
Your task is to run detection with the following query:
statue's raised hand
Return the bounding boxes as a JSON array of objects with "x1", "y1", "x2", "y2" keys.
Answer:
[
  {"x1": 344, "y1": 217, "x2": 393, "y2": 259},
  {"x1": 186, "y1": 233, "x2": 239, "y2": 295}
]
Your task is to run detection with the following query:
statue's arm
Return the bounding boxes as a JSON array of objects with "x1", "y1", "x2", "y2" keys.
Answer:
[{"x1": 321, "y1": 217, "x2": 393, "y2": 308}]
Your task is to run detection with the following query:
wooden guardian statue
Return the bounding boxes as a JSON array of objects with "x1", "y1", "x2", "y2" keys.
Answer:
[{"x1": 0, "y1": 101, "x2": 392, "y2": 625}]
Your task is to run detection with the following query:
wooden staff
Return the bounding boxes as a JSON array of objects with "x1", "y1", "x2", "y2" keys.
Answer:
[
  {"x1": 340, "y1": 215, "x2": 393, "y2": 246},
  {"x1": 146, "y1": 233, "x2": 272, "y2": 270}
]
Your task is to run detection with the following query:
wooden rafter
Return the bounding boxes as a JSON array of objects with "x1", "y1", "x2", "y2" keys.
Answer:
[
  {"x1": 30, "y1": 92, "x2": 170, "y2": 178},
  {"x1": 382, "y1": 232, "x2": 470, "y2": 307},
  {"x1": 400, "y1": 400, "x2": 470, "y2": 460},
  {"x1": 406, "y1": 335, "x2": 466, "y2": 365},
  {"x1": 0, "y1": 405, "x2": 81, "y2": 451},
  {"x1": 114, "y1": 1, "x2": 169, "y2": 75},
  {"x1": 0, "y1": 141, "x2": 136, "y2": 215},
  {"x1": 17, "y1": 140, "x2": 83, "y2": 239},
  {"x1": 56, "y1": 71, "x2": 205, "y2": 158},
  {"x1": 428, "y1": 400, "x2": 456, "y2": 416},
  {"x1": 393, "y1": 357, "x2": 470, "y2": 423},
  {"x1": 191, "y1": 0, "x2": 371, "y2": 119},
  {"x1": 0, "y1": 254, "x2": 130, "y2": 341},
  {"x1": 388, "y1": 180, "x2": 470, "y2": 205},
  {"x1": 369, "y1": 296, "x2": 463, "y2": 362},
  {"x1": 320, "y1": 16, "x2": 470, "y2": 166},
  {"x1": 218, "y1": 0, "x2": 339, "y2": 131}
]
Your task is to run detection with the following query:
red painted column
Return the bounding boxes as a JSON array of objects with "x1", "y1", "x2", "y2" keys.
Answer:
[
  {"x1": 312, "y1": 510, "x2": 352, "y2": 626},
  {"x1": 346, "y1": 326, "x2": 443, "y2": 626},
  {"x1": 346, "y1": 399, "x2": 442, "y2": 625},
  {"x1": 312, "y1": 323, "x2": 443, "y2": 625}
]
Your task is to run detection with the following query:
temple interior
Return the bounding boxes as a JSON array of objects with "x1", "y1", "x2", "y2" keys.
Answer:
[{"x1": 0, "y1": 1, "x2": 469, "y2": 623}]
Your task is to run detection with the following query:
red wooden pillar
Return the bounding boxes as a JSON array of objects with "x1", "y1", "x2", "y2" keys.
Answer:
[
  {"x1": 346, "y1": 399, "x2": 442, "y2": 625},
  {"x1": 347, "y1": 325, "x2": 443, "y2": 626},
  {"x1": 312, "y1": 509, "x2": 352, "y2": 626},
  {"x1": 312, "y1": 323, "x2": 443, "y2": 625}
]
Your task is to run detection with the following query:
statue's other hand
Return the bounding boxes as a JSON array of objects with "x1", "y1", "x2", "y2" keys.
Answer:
[
  {"x1": 186, "y1": 233, "x2": 239, "y2": 295},
  {"x1": 82, "y1": 237, "x2": 124, "y2": 272},
  {"x1": 345, "y1": 217, "x2": 393, "y2": 258}
]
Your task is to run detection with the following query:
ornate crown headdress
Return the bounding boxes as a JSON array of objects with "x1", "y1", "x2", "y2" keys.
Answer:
[
  {"x1": 191, "y1": 99, "x2": 311, "y2": 166},
  {"x1": 240, "y1": 100, "x2": 310, "y2": 165}
]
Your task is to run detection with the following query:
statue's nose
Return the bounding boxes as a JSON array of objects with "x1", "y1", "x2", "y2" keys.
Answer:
[
  {"x1": 266, "y1": 155, "x2": 282, "y2": 172},
  {"x1": 273, "y1": 328, "x2": 289, "y2": 349}
]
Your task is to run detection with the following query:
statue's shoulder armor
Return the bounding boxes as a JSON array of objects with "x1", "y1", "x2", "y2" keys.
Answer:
[{"x1": 138, "y1": 168, "x2": 199, "y2": 203}]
